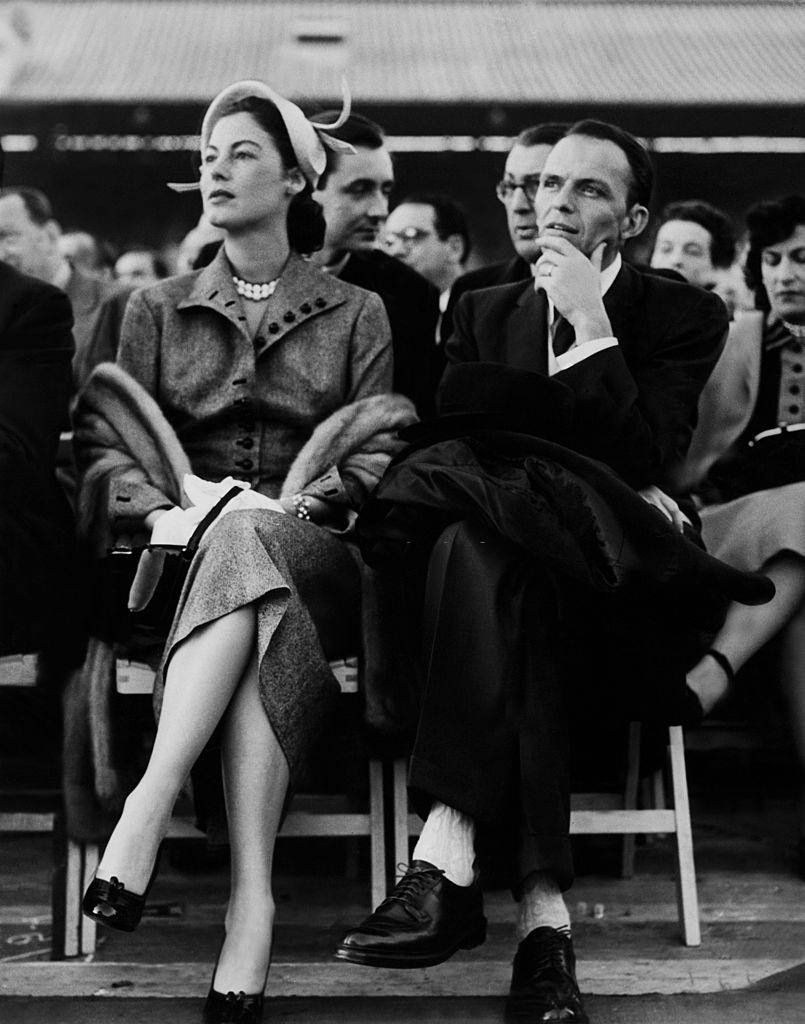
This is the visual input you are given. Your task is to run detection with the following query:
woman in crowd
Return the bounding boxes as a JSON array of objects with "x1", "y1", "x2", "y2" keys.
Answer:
[
  {"x1": 650, "y1": 199, "x2": 736, "y2": 291},
  {"x1": 681, "y1": 195, "x2": 805, "y2": 877},
  {"x1": 78, "y1": 81, "x2": 413, "y2": 1022}
]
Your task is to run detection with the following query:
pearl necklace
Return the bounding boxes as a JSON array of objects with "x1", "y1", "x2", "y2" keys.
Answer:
[{"x1": 232, "y1": 275, "x2": 278, "y2": 301}]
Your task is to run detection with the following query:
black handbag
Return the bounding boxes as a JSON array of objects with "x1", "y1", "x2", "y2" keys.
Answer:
[{"x1": 103, "y1": 486, "x2": 243, "y2": 646}]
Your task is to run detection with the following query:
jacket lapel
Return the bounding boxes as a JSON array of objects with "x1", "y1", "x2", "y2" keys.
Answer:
[
  {"x1": 602, "y1": 263, "x2": 636, "y2": 355},
  {"x1": 503, "y1": 282, "x2": 549, "y2": 374}
]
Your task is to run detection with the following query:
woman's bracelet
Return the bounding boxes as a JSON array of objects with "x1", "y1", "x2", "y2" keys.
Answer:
[{"x1": 291, "y1": 492, "x2": 312, "y2": 521}]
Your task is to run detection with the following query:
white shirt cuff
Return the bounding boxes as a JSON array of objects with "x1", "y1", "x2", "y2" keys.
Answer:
[{"x1": 553, "y1": 336, "x2": 618, "y2": 374}]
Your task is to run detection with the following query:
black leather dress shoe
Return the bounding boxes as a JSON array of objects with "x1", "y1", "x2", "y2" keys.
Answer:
[
  {"x1": 335, "y1": 860, "x2": 486, "y2": 968},
  {"x1": 505, "y1": 927, "x2": 588, "y2": 1022}
]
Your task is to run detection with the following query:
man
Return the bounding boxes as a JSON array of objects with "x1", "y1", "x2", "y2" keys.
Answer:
[
  {"x1": 383, "y1": 192, "x2": 471, "y2": 313},
  {"x1": 0, "y1": 140, "x2": 77, "y2": 771},
  {"x1": 337, "y1": 121, "x2": 732, "y2": 1022},
  {"x1": 310, "y1": 113, "x2": 441, "y2": 416},
  {"x1": 441, "y1": 122, "x2": 567, "y2": 342},
  {"x1": 114, "y1": 249, "x2": 170, "y2": 288},
  {"x1": 0, "y1": 187, "x2": 127, "y2": 391}
]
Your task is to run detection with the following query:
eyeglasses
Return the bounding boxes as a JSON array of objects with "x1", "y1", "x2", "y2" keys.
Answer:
[
  {"x1": 495, "y1": 176, "x2": 541, "y2": 204},
  {"x1": 381, "y1": 227, "x2": 434, "y2": 253}
]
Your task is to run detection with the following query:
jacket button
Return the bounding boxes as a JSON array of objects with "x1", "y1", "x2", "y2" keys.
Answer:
[
  {"x1": 300, "y1": 302, "x2": 312, "y2": 314},
  {"x1": 253, "y1": 336, "x2": 265, "y2": 349},
  {"x1": 237, "y1": 437, "x2": 254, "y2": 449},
  {"x1": 315, "y1": 297, "x2": 327, "y2": 308},
  {"x1": 283, "y1": 310, "x2": 296, "y2": 323},
  {"x1": 268, "y1": 322, "x2": 280, "y2": 334},
  {"x1": 235, "y1": 458, "x2": 254, "y2": 471}
]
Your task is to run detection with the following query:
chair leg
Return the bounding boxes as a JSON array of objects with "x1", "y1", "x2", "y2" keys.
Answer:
[
  {"x1": 368, "y1": 758, "x2": 386, "y2": 911},
  {"x1": 668, "y1": 725, "x2": 701, "y2": 947},
  {"x1": 392, "y1": 758, "x2": 409, "y2": 877},
  {"x1": 620, "y1": 721, "x2": 641, "y2": 878},
  {"x1": 80, "y1": 843, "x2": 99, "y2": 955}
]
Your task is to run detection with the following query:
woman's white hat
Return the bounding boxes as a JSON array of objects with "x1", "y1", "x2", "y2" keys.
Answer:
[{"x1": 169, "y1": 78, "x2": 353, "y2": 191}]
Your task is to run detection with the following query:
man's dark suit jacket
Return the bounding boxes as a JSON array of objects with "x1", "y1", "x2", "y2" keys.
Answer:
[
  {"x1": 339, "y1": 250, "x2": 441, "y2": 417},
  {"x1": 441, "y1": 255, "x2": 531, "y2": 345},
  {"x1": 447, "y1": 261, "x2": 729, "y2": 490},
  {"x1": 0, "y1": 260, "x2": 76, "y2": 655}
]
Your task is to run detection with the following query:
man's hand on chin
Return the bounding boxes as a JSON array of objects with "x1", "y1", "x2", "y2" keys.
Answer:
[{"x1": 534, "y1": 237, "x2": 613, "y2": 343}]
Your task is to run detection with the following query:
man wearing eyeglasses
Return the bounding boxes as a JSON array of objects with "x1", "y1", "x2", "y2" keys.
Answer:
[
  {"x1": 442, "y1": 123, "x2": 568, "y2": 343},
  {"x1": 383, "y1": 194, "x2": 471, "y2": 313}
]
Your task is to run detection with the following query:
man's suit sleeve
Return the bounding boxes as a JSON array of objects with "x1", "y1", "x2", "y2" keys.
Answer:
[
  {"x1": 0, "y1": 281, "x2": 73, "y2": 475},
  {"x1": 558, "y1": 288, "x2": 728, "y2": 488}
]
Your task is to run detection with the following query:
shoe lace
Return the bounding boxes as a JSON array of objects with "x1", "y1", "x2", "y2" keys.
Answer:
[
  {"x1": 524, "y1": 932, "x2": 573, "y2": 980},
  {"x1": 384, "y1": 862, "x2": 444, "y2": 909}
]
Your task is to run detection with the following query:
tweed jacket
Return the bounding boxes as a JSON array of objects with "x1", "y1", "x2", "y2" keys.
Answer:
[{"x1": 110, "y1": 248, "x2": 393, "y2": 528}]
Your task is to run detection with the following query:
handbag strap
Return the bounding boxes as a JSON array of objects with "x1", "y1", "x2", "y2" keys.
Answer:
[{"x1": 182, "y1": 486, "x2": 246, "y2": 560}]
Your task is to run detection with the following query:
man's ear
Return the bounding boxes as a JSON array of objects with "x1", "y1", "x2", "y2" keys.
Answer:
[
  {"x1": 446, "y1": 234, "x2": 465, "y2": 265},
  {"x1": 285, "y1": 168, "x2": 306, "y2": 196},
  {"x1": 621, "y1": 204, "x2": 649, "y2": 241}
]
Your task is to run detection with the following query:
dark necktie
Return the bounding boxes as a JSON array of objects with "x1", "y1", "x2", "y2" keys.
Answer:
[{"x1": 551, "y1": 314, "x2": 575, "y2": 357}]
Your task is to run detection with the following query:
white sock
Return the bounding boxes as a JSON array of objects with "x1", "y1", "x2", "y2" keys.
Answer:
[
  {"x1": 412, "y1": 801, "x2": 476, "y2": 886},
  {"x1": 516, "y1": 871, "x2": 571, "y2": 940}
]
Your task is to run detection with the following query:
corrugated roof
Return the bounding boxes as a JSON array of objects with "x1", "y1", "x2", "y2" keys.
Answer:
[{"x1": 4, "y1": 2, "x2": 804, "y2": 106}]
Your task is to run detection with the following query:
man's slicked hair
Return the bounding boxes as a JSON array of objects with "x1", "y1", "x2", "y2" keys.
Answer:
[
  {"x1": 514, "y1": 123, "x2": 568, "y2": 150},
  {"x1": 310, "y1": 112, "x2": 386, "y2": 190},
  {"x1": 564, "y1": 119, "x2": 654, "y2": 209},
  {"x1": 0, "y1": 186, "x2": 55, "y2": 225}
]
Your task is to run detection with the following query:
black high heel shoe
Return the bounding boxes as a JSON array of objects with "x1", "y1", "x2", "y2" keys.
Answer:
[
  {"x1": 202, "y1": 987, "x2": 265, "y2": 1023},
  {"x1": 82, "y1": 850, "x2": 161, "y2": 933},
  {"x1": 202, "y1": 940, "x2": 270, "y2": 1023}
]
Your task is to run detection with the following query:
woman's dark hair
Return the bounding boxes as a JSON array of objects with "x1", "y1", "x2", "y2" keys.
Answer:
[
  {"x1": 212, "y1": 95, "x2": 325, "y2": 254},
  {"x1": 658, "y1": 200, "x2": 736, "y2": 269},
  {"x1": 744, "y1": 195, "x2": 805, "y2": 310},
  {"x1": 566, "y1": 119, "x2": 654, "y2": 209}
]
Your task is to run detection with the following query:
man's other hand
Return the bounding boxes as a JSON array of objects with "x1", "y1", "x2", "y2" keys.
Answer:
[{"x1": 638, "y1": 485, "x2": 691, "y2": 532}]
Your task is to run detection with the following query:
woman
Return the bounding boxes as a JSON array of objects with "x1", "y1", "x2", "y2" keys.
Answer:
[
  {"x1": 650, "y1": 199, "x2": 736, "y2": 290},
  {"x1": 78, "y1": 81, "x2": 414, "y2": 1021},
  {"x1": 681, "y1": 195, "x2": 805, "y2": 876}
]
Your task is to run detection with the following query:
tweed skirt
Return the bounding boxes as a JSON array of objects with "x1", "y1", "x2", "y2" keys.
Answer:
[
  {"x1": 154, "y1": 508, "x2": 361, "y2": 784},
  {"x1": 700, "y1": 481, "x2": 805, "y2": 572}
]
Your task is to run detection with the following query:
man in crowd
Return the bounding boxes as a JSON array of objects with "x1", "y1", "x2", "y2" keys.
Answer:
[
  {"x1": 0, "y1": 140, "x2": 78, "y2": 774},
  {"x1": 114, "y1": 248, "x2": 169, "y2": 288},
  {"x1": 441, "y1": 122, "x2": 568, "y2": 342},
  {"x1": 310, "y1": 112, "x2": 441, "y2": 416},
  {"x1": 383, "y1": 192, "x2": 471, "y2": 314},
  {"x1": 337, "y1": 121, "x2": 732, "y2": 1023},
  {"x1": 0, "y1": 186, "x2": 127, "y2": 391}
]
